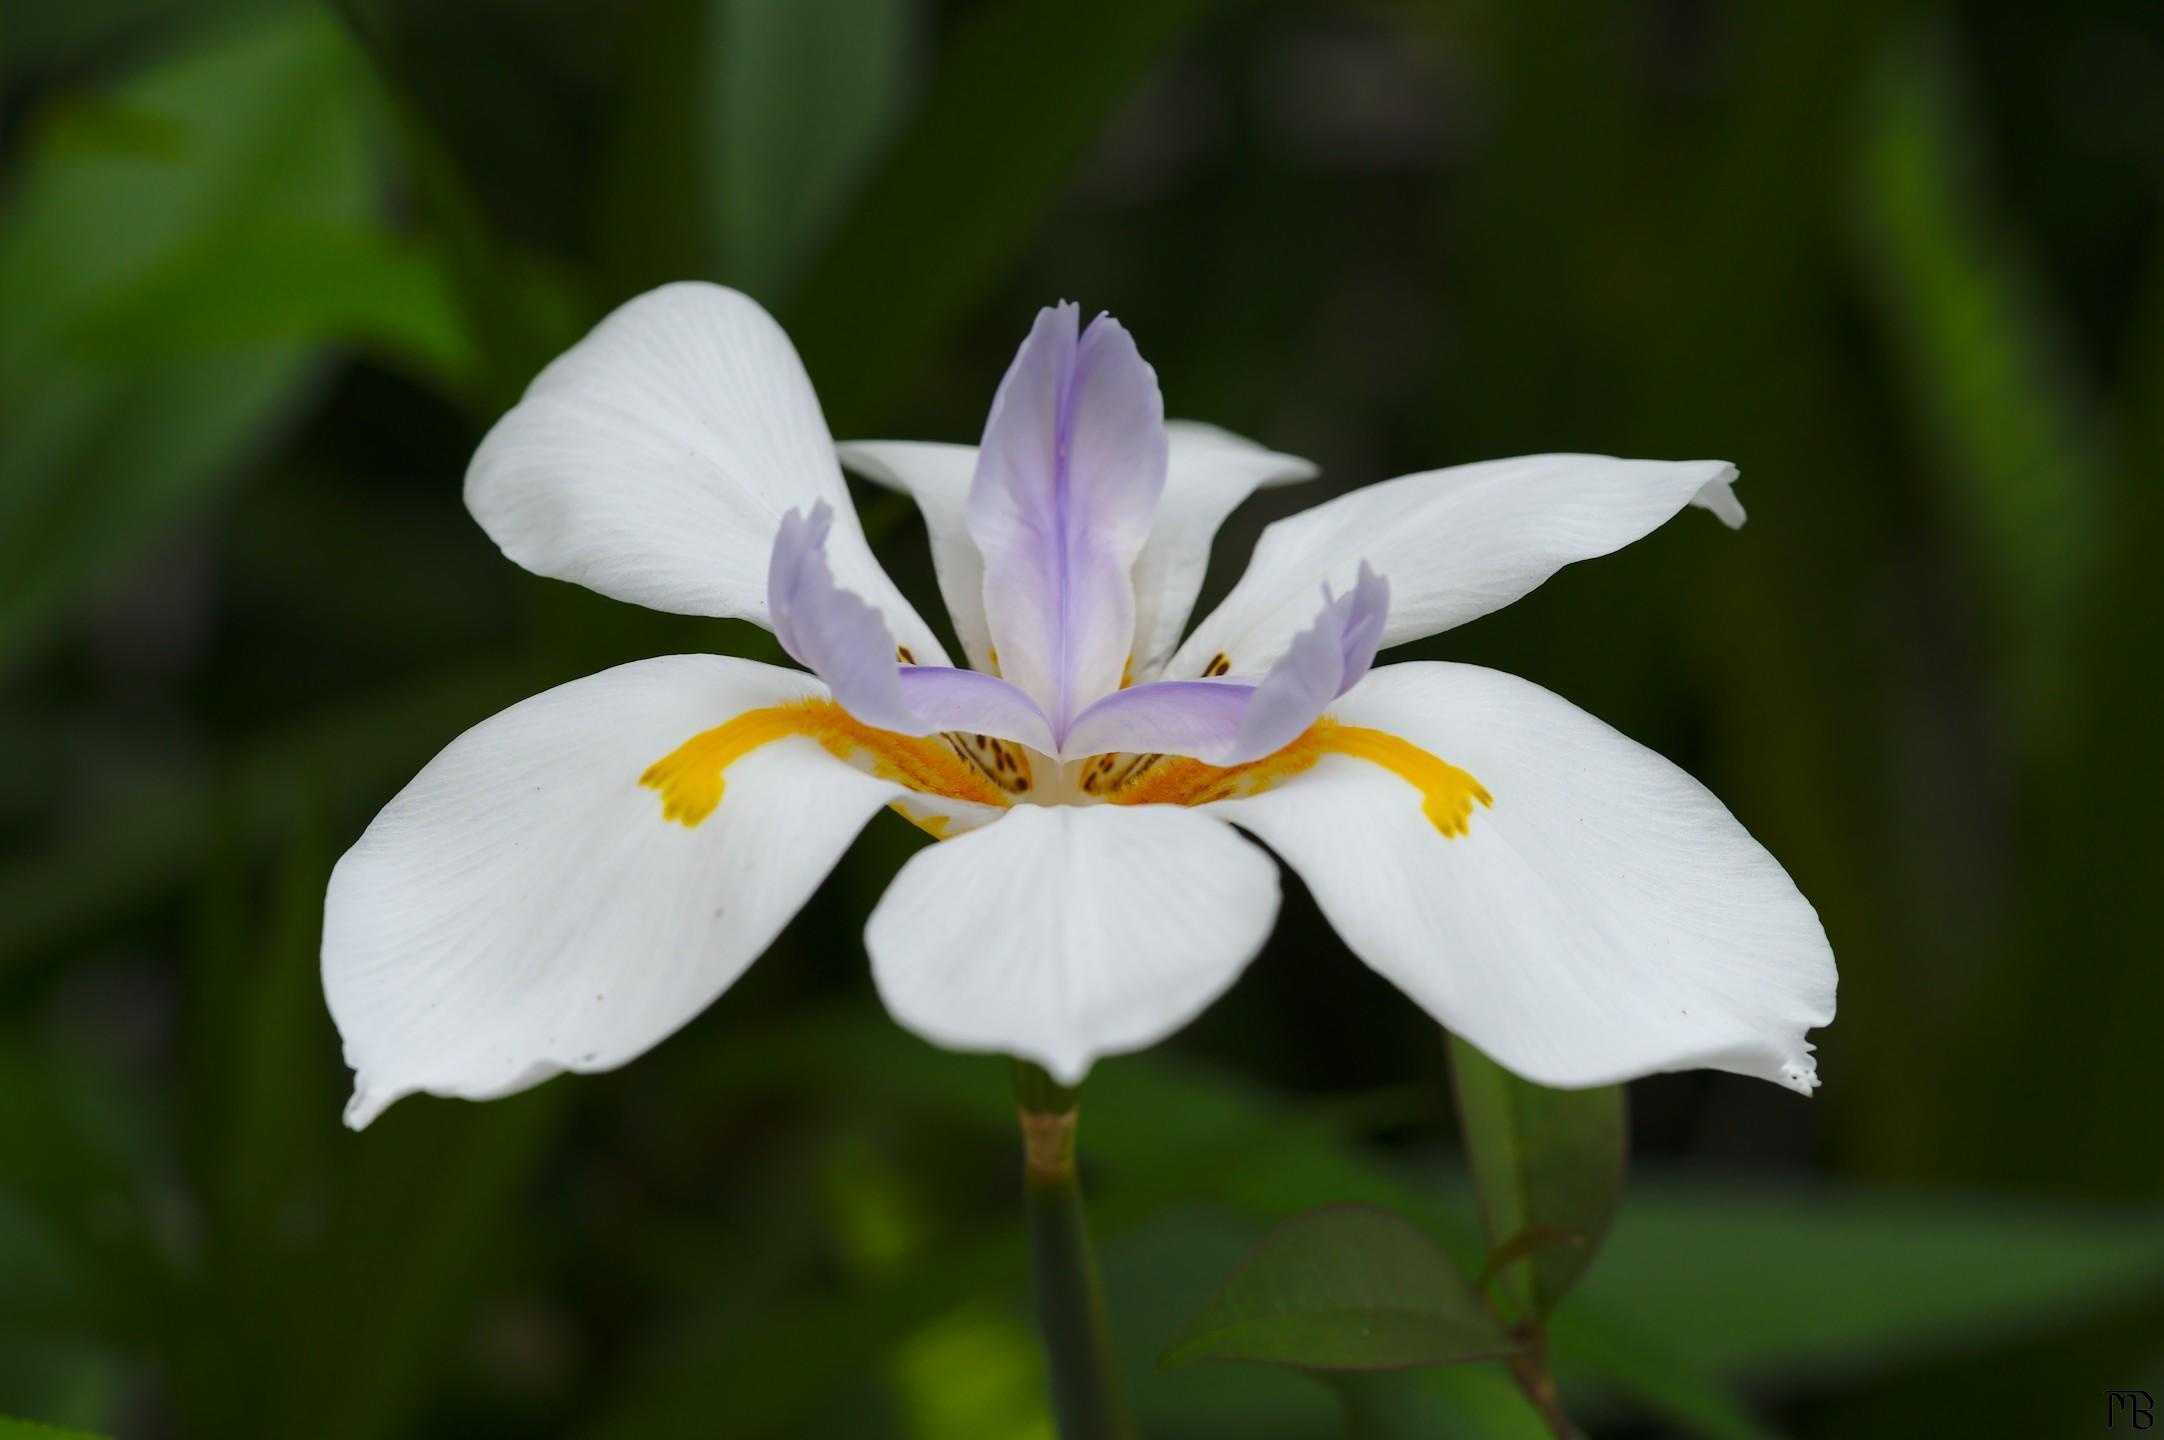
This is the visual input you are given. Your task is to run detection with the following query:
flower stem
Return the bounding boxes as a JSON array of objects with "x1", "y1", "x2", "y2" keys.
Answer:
[
  {"x1": 1507, "y1": 1327, "x2": 1580, "y2": 1439},
  {"x1": 1010, "y1": 1060, "x2": 1135, "y2": 1440}
]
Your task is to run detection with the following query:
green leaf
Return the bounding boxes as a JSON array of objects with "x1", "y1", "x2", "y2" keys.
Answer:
[
  {"x1": 1158, "y1": 1203, "x2": 1517, "y2": 1373},
  {"x1": 0, "y1": 664, "x2": 530, "y2": 980},
  {"x1": 271, "y1": 1090, "x2": 565, "y2": 1440},
  {"x1": 0, "y1": 8, "x2": 386, "y2": 675},
  {"x1": 1848, "y1": 21, "x2": 2107, "y2": 746},
  {"x1": 1560, "y1": 1177, "x2": 2164, "y2": 1384},
  {"x1": 0, "y1": 1418, "x2": 117, "y2": 1440},
  {"x1": 336, "y1": 24, "x2": 581, "y2": 415},
  {"x1": 582, "y1": 1012, "x2": 2164, "y2": 1438},
  {"x1": 63, "y1": 219, "x2": 474, "y2": 391},
  {"x1": 1448, "y1": 1032, "x2": 1626, "y2": 1321},
  {"x1": 1328, "y1": 1365, "x2": 1555, "y2": 1440},
  {"x1": 704, "y1": 0, "x2": 912, "y2": 302},
  {"x1": 0, "y1": 1037, "x2": 175, "y2": 1346},
  {"x1": 785, "y1": 0, "x2": 1227, "y2": 431},
  {"x1": 1547, "y1": 1301, "x2": 1783, "y2": 1440},
  {"x1": 202, "y1": 782, "x2": 334, "y2": 1249}
]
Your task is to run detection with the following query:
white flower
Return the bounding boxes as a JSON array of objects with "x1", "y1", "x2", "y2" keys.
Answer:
[{"x1": 323, "y1": 283, "x2": 1835, "y2": 1128}]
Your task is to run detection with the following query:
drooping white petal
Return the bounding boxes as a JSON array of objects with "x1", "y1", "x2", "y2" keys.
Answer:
[
  {"x1": 1169, "y1": 454, "x2": 1741, "y2": 680},
  {"x1": 466, "y1": 282, "x2": 946, "y2": 663},
  {"x1": 1207, "y1": 662, "x2": 1834, "y2": 1092},
  {"x1": 323, "y1": 655, "x2": 913, "y2": 1129},
  {"x1": 865, "y1": 803, "x2": 1280, "y2": 1083},
  {"x1": 838, "y1": 422, "x2": 1316, "y2": 680},
  {"x1": 1130, "y1": 422, "x2": 1318, "y2": 679},
  {"x1": 768, "y1": 504, "x2": 1054, "y2": 751},
  {"x1": 968, "y1": 304, "x2": 1166, "y2": 731}
]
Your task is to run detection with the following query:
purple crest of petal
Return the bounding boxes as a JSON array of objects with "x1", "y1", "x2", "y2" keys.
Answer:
[
  {"x1": 769, "y1": 504, "x2": 1055, "y2": 750},
  {"x1": 1334, "y1": 561, "x2": 1389, "y2": 691},
  {"x1": 1058, "y1": 566, "x2": 1391, "y2": 765},
  {"x1": 1223, "y1": 564, "x2": 1391, "y2": 764},
  {"x1": 968, "y1": 303, "x2": 1168, "y2": 737},
  {"x1": 768, "y1": 502, "x2": 923, "y2": 734},
  {"x1": 1059, "y1": 678, "x2": 1256, "y2": 763},
  {"x1": 896, "y1": 666, "x2": 1057, "y2": 755}
]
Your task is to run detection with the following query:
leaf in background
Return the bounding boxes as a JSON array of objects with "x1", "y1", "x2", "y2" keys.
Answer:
[
  {"x1": 326, "y1": 0, "x2": 586, "y2": 416},
  {"x1": 1327, "y1": 1364, "x2": 1555, "y2": 1440},
  {"x1": 785, "y1": 0, "x2": 1227, "y2": 431},
  {"x1": 1447, "y1": 1033, "x2": 1625, "y2": 1322},
  {"x1": 0, "y1": 1038, "x2": 174, "y2": 1350},
  {"x1": 1158, "y1": 1203, "x2": 1516, "y2": 1373},
  {"x1": 1848, "y1": 20, "x2": 2106, "y2": 746},
  {"x1": 271, "y1": 1090, "x2": 565, "y2": 1440},
  {"x1": 0, "y1": 1418, "x2": 118, "y2": 1440},
  {"x1": 0, "y1": 664, "x2": 530, "y2": 983},
  {"x1": 63, "y1": 219, "x2": 475, "y2": 392},
  {"x1": 580, "y1": 1011, "x2": 2164, "y2": 1439},
  {"x1": 1546, "y1": 1303, "x2": 1783, "y2": 1440},
  {"x1": 1560, "y1": 1178, "x2": 2164, "y2": 1385},
  {"x1": 704, "y1": 0, "x2": 913, "y2": 304},
  {"x1": 198, "y1": 779, "x2": 333, "y2": 1248},
  {"x1": 0, "y1": 8, "x2": 389, "y2": 676}
]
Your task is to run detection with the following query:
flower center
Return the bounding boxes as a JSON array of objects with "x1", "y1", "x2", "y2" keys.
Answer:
[{"x1": 642, "y1": 704, "x2": 1490, "y2": 840}]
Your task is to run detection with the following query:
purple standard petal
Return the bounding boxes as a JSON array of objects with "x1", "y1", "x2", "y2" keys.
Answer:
[
  {"x1": 1062, "y1": 564, "x2": 1389, "y2": 765},
  {"x1": 967, "y1": 303, "x2": 1168, "y2": 739},
  {"x1": 769, "y1": 505, "x2": 1055, "y2": 751}
]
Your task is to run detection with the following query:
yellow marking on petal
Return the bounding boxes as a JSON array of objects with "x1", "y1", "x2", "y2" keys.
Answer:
[
  {"x1": 640, "y1": 699, "x2": 1013, "y2": 829},
  {"x1": 1099, "y1": 718, "x2": 1491, "y2": 838},
  {"x1": 1320, "y1": 724, "x2": 1493, "y2": 838},
  {"x1": 1120, "y1": 655, "x2": 1135, "y2": 689}
]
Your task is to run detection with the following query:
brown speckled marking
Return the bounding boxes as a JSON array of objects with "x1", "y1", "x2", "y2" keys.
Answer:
[{"x1": 942, "y1": 731, "x2": 1034, "y2": 795}]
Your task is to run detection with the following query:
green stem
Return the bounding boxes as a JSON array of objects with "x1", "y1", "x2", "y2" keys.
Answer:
[
  {"x1": 1011, "y1": 1060, "x2": 1135, "y2": 1440},
  {"x1": 1506, "y1": 1327, "x2": 1579, "y2": 1440}
]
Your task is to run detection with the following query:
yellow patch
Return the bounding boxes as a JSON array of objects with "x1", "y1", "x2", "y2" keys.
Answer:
[
  {"x1": 1100, "y1": 718, "x2": 1492, "y2": 838},
  {"x1": 640, "y1": 699, "x2": 1015, "y2": 828}
]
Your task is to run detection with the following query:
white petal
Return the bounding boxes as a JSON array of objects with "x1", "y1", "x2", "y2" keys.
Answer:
[
  {"x1": 1131, "y1": 421, "x2": 1318, "y2": 679},
  {"x1": 836, "y1": 440, "x2": 990, "y2": 669},
  {"x1": 467, "y1": 283, "x2": 946, "y2": 663},
  {"x1": 1208, "y1": 662, "x2": 1834, "y2": 1092},
  {"x1": 324, "y1": 655, "x2": 910, "y2": 1128},
  {"x1": 839, "y1": 420, "x2": 1316, "y2": 680},
  {"x1": 865, "y1": 803, "x2": 1280, "y2": 1083},
  {"x1": 1170, "y1": 455, "x2": 1738, "y2": 680}
]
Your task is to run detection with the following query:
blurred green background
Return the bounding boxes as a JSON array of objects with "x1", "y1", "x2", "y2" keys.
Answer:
[{"x1": 4, "y1": 0, "x2": 2162, "y2": 1435}]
